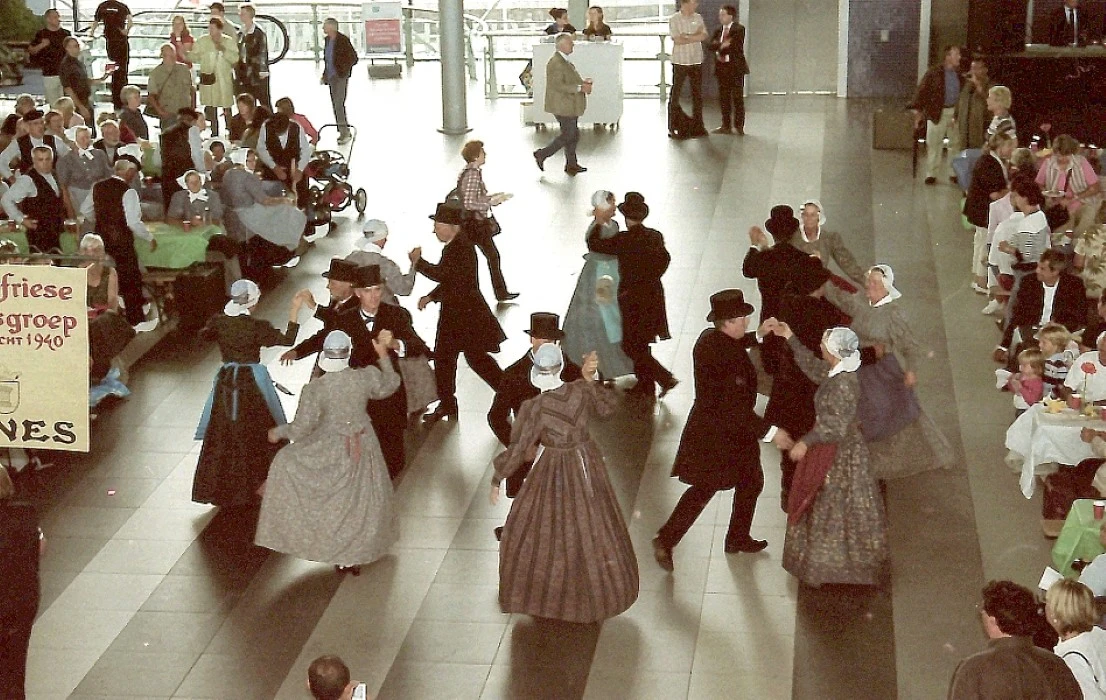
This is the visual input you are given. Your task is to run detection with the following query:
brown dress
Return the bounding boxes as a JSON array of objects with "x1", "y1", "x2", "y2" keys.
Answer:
[{"x1": 493, "y1": 379, "x2": 639, "y2": 623}]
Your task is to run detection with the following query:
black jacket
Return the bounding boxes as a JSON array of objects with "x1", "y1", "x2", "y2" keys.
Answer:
[
  {"x1": 708, "y1": 23, "x2": 749, "y2": 74},
  {"x1": 671, "y1": 329, "x2": 769, "y2": 489},
  {"x1": 415, "y1": 232, "x2": 506, "y2": 354},
  {"x1": 323, "y1": 31, "x2": 358, "y2": 82},
  {"x1": 1002, "y1": 273, "x2": 1087, "y2": 349},
  {"x1": 288, "y1": 294, "x2": 360, "y2": 360},
  {"x1": 910, "y1": 65, "x2": 962, "y2": 124},
  {"x1": 742, "y1": 241, "x2": 813, "y2": 321},
  {"x1": 587, "y1": 223, "x2": 671, "y2": 344},
  {"x1": 963, "y1": 153, "x2": 1008, "y2": 228}
]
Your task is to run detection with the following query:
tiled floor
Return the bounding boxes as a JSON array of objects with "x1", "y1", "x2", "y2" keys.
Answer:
[{"x1": 13, "y1": 60, "x2": 1054, "y2": 699}]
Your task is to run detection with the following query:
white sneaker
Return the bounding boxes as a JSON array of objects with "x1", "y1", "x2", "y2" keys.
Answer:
[{"x1": 981, "y1": 299, "x2": 1002, "y2": 315}]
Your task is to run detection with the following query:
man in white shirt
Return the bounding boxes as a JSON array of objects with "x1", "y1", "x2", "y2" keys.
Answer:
[
  {"x1": 257, "y1": 112, "x2": 311, "y2": 206},
  {"x1": 0, "y1": 109, "x2": 70, "y2": 180},
  {"x1": 81, "y1": 159, "x2": 155, "y2": 324},
  {"x1": 668, "y1": 0, "x2": 708, "y2": 139},
  {"x1": 1, "y1": 146, "x2": 68, "y2": 252},
  {"x1": 344, "y1": 219, "x2": 417, "y2": 305},
  {"x1": 1064, "y1": 332, "x2": 1106, "y2": 404}
]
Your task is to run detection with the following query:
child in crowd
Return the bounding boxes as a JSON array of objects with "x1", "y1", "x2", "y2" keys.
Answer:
[
  {"x1": 117, "y1": 84, "x2": 149, "y2": 141},
  {"x1": 1008, "y1": 348, "x2": 1045, "y2": 416},
  {"x1": 1040, "y1": 322, "x2": 1078, "y2": 399}
]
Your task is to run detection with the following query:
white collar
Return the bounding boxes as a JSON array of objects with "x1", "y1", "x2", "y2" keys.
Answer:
[
  {"x1": 188, "y1": 189, "x2": 209, "y2": 203},
  {"x1": 803, "y1": 226, "x2": 820, "y2": 242},
  {"x1": 78, "y1": 148, "x2": 95, "y2": 160},
  {"x1": 871, "y1": 294, "x2": 895, "y2": 308}
]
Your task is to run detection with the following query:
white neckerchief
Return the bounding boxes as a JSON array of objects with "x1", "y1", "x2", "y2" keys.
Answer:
[
  {"x1": 803, "y1": 226, "x2": 820, "y2": 243},
  {"x1": 871, "y1": 294, "x2": 895, "y2": 308},
  {"x1": 188, "y1": 189, "x2": 209, "y2": 203},
  {"x1": 78, "y1": 147, "x2": 94, "y2": 160},
  {"x1": 828, "y1": 356, "x2": 860, "y2": 377}
]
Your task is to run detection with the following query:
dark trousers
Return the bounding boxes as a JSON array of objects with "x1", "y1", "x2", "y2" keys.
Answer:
[
  {"x1": 465, "y1": 220, "x2": 510, "y2": 299},
  {"x1": 780, "y1": 452, "x2": 797, "y2": 506},
  {"x1": 0, "y1": 601, "x2": 38, "y2": 700},
  {"x1": 106, "y1": 41, "x2": 128, "y2": 109},
  {"x1": 716, "y1": 64, "x2": 745, "y2": 130},
  {"x1": 536, "y1": 115, "x2": 580, "y2": 167},
  {"x1": 367, "y1": 397, "x2": 406, "y2": 480},
  {"x1": 106, "y1": 238, "x2": 145, "y2": 324},
  {"x1": 670, "y1": 63, "x2": 704, "y2": 124},
  {"x1": 434, "y1": 348, "x2": 503, "y2": 412},
  {"x1": 329, "y1": 76, "x2": 350, "y2": 136},
  {"x1": 27, "y1": 223, "x2": 62, "y2": 254},
  {"x1": 657, "y1": 471, "x2": 764, "y2": 550},
  {"x1": 622, "y1": 338, "x2": 674, "y2": 392}
]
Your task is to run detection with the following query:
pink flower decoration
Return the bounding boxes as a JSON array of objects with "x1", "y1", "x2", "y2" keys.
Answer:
[{"x1": 1083, "y1": 362, "x2": 1097, "y2": 375}]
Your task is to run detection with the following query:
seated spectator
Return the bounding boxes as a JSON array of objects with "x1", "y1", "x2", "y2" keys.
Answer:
[
  {"x1": 1038, "y1": 134, "x2": 1102, "y2": 236},
  {"x1": 205, "y1": 139, "x2": 232, "y2": 183},
  {"x1": 1063, "y1": 331, "x2": 1106, "y2": 405},
  {"x1": 94, "y1": 119, "x2": 124, "y2": 162},
  {"x1": 166, "y1": 169, "x2": 223, "y2": 226},
  {"x1": 0, "y1": 108, "x2": 70, "y2": 179},
  {"x1": 1044, "y1": 579, "x2": 1106, "y2": 698},
  {"x1": 986, "y1": 85, "x2": 1015, "y2": 140},
  {"x1": 1040, "y1": 322, "x2": 1078, "y2": 398},
  {"x1": 0, "y1": 94, "x2": 37, "y2": 151},
  {"x1": 997, "y1": 249, "x2": 1086, "y2": 363},
  {"x1": 81, "y1": 233, "x2": 119, "y2": 317},
  {"x1": 56, "y1": 124, "x2": 112, "y2": 217},
  {"x1": 160, "y1": 108, "x2": 208, "y2": 212},
  {"x1": 1005, "y1": 347, "x2": 1045, "y2": 416},
  {"x1": 307, "y1": 655, "x2": 366, "y2": 700},
  {"x1": 257, "y1": 111, "x2": 310, "y2": 207},
  {"x1": 43, "y1": 111, "x2": 68, "y2": 147},
  {"x1": 222, "y1": 148, "x2": 305, "y2": 278},
  {"x1": 117, "y1": 84, "x2": 149, "y2": 141},
  {"x1": 274, "y1": 97, "x2": 318, "y2": 145},
  {"x1": 51, "y1": 96, "x2": 84, "y2": 129},
  {"x1": 228, "y1": 92, "x2": 270, "y2": 149},
  {"x1": 948, "y1": 580, "x2": 1081, "y2": 698}
]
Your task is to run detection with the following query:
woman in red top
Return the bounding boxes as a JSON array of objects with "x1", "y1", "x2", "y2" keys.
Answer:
[{"x1": 169, "y1": 15, "x2": 194, "y2": 67}]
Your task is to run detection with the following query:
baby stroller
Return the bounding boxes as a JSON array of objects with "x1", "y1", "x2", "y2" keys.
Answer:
[{"x1": 304, "y1": 125, "x2": 367, "y2": 227}]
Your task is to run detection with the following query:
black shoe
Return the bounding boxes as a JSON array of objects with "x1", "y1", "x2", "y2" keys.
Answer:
[
  {"x1": 725, "y1": 539, "x2": 768, "y2": 554},
  {"x1": 494, "y1": 526, "x2": 504, "y2": 541},
  {"x1": 735, "y1": 127, "x2": 745, "y2": 135},
  {"x1": 565, "y1": 164, "x2": 587, "y2": 175},
  {"x1": 658, "y1": 377, "x2": 679, "y2": 399},
  {"x1": 496, "y1": 292, "x2": 520, "y2": 302},
  {"x1": 335, "y1": 565, "x2": 362, "y2": 576},
  {"x1": 652, "y1": 536, "x2": 674, "y2": 572},
  {"x1": 924, "y1": 177, "x2": 937, "y2": 185},
  {"x1": 422, "y1": 405, "x2": 458, "y2": 424},
  {"x1": 533, "y1": 150, "x2": 545, "y2": 171}
]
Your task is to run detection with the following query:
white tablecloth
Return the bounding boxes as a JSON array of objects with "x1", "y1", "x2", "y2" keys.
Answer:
[{"x1": 1005, "y1": 404, "x2": 1106, "y2": 498}]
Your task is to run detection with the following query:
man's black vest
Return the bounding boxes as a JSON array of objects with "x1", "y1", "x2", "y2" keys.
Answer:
[
  {"x1": 22, "y1": 169, "x2": 64, "y2": 251},
  {"x1": 264, "y1": 121, "x2": 301, "y2": 168},
  {"x1": 16, "y1": 134, "x2": 59, "y2": 173},
  {"x1": 92, "y1": 176, "x2": 131, "y2": 246}
]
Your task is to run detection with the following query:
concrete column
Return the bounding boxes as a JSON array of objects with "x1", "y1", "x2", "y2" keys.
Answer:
[{"x1": 438, "y1": 0, "x2": 470, "y2": 134}]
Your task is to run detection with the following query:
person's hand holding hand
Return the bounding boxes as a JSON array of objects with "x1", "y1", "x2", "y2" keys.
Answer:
[
  {"x1": 417, "y1": 295, "x2": 431, "y2": 311},
  {"x1": 409, "y1": 247, "x2": 422, "y2": 264},
  {"x1": 582, "y1": 350, "x2": 599, "y2": 380},
  {"x1": 757, "y1": 318, "x2": 778, "y2": 338},
  {"x1": 748, "y1": 225, "x2": 768, "y2": 248},
  {"x1": 789, "y1": 440, "x2": 808, "y2": 462},
  {"x1": 373, "y1": 330, "x2": 394, "y2": 358},
  {"x1": 772, "y1": 428, "x2": 794, "y2": 451},
  {"x1": 279, "y1": 350, "x2": 297, "y2": 366},
  {"x1": 904, "y1": 370, "x2": 917, "y2": 388},
  {"x1": 773, "y1": 321, "x2": 794, "y2": 339}
]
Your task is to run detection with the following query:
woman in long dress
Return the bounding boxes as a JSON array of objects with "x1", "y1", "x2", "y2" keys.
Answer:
[
  {"x1": 823, "y1": 264, "x2": 956, "y2": 479},
  {"x1": 256, "y1": 330, "x2": 400, "y2": 574},
  {"x1": 562, "y1": 190, "x2": 634, "y2": 378},
  {"x1": 771, "y1": 324, "x2": 888, "y2": 587},
  {"x1": 192, "y1": 279, "x2": 301, "y2": 507},
  {"x1": 490, "y1": 345, "x2": 638, "y2": 623}
]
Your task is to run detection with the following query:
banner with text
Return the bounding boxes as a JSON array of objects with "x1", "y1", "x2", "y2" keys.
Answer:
[
  {"x1": 0, "y1": 265, "x2": 89, "y2": 452},
  {"x1": 363, "y1": 1, "x2": 402, "y2": 54}
]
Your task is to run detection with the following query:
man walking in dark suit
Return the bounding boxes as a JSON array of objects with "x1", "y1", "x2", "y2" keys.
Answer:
[
  {"x1": 411, "y1": 202, "x2": 507, "y2": 423},
  {"x1": 587, "y1": 192, "x2": 678, "y2": 398},
  {"x1": 321, "y1": 18, "x2": 358, "y2": 144},
  {"x1": 708, "y1": 5, "x2": 749, "y2": 135},
  {"x1": 533, "y1": 33, "x2": 592, "y2": 176},
  {"x1": 337, "y1": 265, "x2": 430, "y2": 479},
  {"x1": 652, "y1": 290, "x2": 794, "y2": 572},
  {"x1": 487, "y1": 312, "x2": 582, "y2": 539}
]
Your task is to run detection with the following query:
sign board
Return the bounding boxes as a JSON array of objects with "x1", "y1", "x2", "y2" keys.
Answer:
[
  {"x1": 362, "y1": 1, "x2": 402, "y2": 54},
  {"x1": 0, "y1": 265, "x2": 89, "y2": 452}
]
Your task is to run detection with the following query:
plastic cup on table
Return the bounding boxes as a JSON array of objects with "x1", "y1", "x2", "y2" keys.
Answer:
[
  {"x1": 1095, "y1": 501, "x2": 1106, "y2": 520},
  {"x1": 182, "y1": 219, "x2": 192, "y2": 232},
  {"x1": 1072, "y1": 393, "x2": 1084, "y2": 411}
]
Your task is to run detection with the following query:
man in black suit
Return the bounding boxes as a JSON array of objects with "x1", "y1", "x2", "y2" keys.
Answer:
[
  {"x1": 587, "y1": 192, "x2": 678, "y2": 399},
  {"x1": 708, "y1": 4, "x2": 749, "y2": 135},
  {"x1": 487, "y1": 312, "x2": 582, "y2": 539},
  {"x1": 1048, "y1": 0, "x2": 1091, "y2": 46},
  {"x1": 411, "y1": 201, "x2": 506, "y2": 423},
  {"x1": 995, "y1": 248, "x2": 1087, "y2": 364},
  {"x1": 334, "y1": 265, "x2": 430, "y2": 479},
  {"x1": 280, "y1": 258, "x2": 361, "y2": 375},
  {"x1": 652, "y1": 290, "x2": 794, "y2": 572},
  {"x1": 743, "y1": 205, "x2": 817, "y2": 375}
]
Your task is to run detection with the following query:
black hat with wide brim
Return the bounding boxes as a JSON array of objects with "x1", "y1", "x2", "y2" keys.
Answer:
[
  {"x1": 351, "y1": 264, "x2": 383, "y2": 288},
  {"x1": 429, "y1": 202, "x2": 464, "y2": 226},
  {"x1": 765, "y1": 205, "x2": 800, "y2": 240},
  {"x1": 322, "y1": 258, "x2": 359, "y2": 283},
  {"x1": 706, "y1": 289, "x2": 755, "y2": 322},
  {"x1": 617, "y1": 191, "x2": 650, "y2": 221},
  {"x1": 525, "y1": 312, "x2": 566, "y2": 341}
]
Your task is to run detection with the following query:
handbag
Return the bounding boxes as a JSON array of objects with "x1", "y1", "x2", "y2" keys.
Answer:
[{"x1": 199, "y1": 72, "x2": 216, "y2": 86}]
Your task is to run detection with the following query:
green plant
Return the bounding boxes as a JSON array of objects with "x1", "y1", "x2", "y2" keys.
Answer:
[{"x1": 0, "y1": 0, "x2": 45, "y2": 42}]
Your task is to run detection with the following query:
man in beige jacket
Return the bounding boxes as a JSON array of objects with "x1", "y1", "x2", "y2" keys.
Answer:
[{"x1": 533, "y1": 33, "x2": 592, "y2": 176}]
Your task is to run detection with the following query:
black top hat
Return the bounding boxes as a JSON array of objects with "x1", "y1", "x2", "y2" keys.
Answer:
[
  {"x1": 617, "y1": 192, "x2": 650, "y2": 221},
  {"x1": 525, "y1": 312, "x2": 565, "y2": 341},
  {"x1": 321, "y1": 258, "x2": 359, "y2": 283},
  {"x1": 351, "y1": 264, "x2": 383, "y2": 288},
  {"x1": 764, "y1": 205, "x2": 800, "y2": 240},
  {"x1": 706, "y1": 289, "x2": 754, "y2": 322},
  {"x1": 788, "y1": 258, "x2": 831, "y2": 296},
  {"x1": 429, "y1": 202, "x2": 464, "y2": 226},
  {"x1": 22, "y1": 109, "x2": 44, "y2": 122}
]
